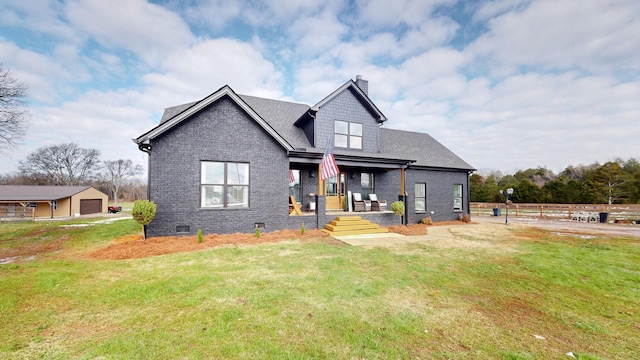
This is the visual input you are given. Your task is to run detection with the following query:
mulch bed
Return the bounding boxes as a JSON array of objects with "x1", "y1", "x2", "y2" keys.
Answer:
[{"x1": 90, "y1": 222, "x2": 469, "y2": 260}]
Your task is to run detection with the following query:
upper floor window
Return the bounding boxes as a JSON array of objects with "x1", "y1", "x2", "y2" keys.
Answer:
[
  {"x1": 334, "y1": 120, "x2": 362, "y2": 149},
  {"x1": 453, "y1": 184, "x2": 463, "y2": 211},
  {"x1": 201, "y1": 161, "x2": 249, "y2": 208}
]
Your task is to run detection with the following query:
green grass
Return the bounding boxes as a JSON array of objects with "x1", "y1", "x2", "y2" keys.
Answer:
[{"x1": 1, "y1": 220, "x2": 638, "y2": 359}]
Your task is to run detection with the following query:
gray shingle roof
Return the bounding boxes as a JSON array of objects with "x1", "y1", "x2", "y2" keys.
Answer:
[
  {"x1": 161, "y1": 101, "x2": 198, "y2": 123},
  {"x1": 238, "y1": 95, "x2": 311, "y2": 149},
  {"x1": 0, "y1": 186, "x2": 93, "y2": 201},
  {"x1": 380, "y1": 129, "x2": 475, "y2": 170},
  {"x1": 153, "y1": 86, "x2": 474, "y2": 171}
]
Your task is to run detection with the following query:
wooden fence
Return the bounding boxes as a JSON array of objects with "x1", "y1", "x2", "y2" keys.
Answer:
[
  {"x1": 0, "y1": 205, "x2": 36, "y2": 222},
  {"x1": 471, "y1": 202, "x2": 640, "y2": 223}
]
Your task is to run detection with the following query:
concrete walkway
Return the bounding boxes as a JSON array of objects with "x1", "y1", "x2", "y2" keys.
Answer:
[
  {"x1": 334, "y1": 225, "x2": 456, "y2": 247},
  {"x1": 334, "y1": 216, "x2": 640, "y2": 247}
]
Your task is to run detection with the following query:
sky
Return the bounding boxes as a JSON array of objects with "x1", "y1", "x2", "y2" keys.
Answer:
[{"x1": 1, "y1": 0, "x2": 639, "y2": 176}]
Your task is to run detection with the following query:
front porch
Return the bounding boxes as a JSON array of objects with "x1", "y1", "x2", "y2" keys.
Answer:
[{"x1": 286, "y1": 194, "x2": 403, "y2": 234}]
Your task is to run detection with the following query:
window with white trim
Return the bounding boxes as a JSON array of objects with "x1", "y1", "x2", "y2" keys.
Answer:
[
  {"x1": 415, "y1": 183, "x2": 426, "y2": 213},
  {"x1": 201, "y1": 161, "x2": 249, "y2": 208},
  {"x1": 334, "y1": 120, "x2": 362, "y2": 149},
  {"x1": 453, "y1": 184, "x2": 463, "y2": 211}
]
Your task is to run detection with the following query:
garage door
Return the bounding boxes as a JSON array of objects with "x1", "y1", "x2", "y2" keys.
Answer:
[{"x1": 80, "y1": 199, "x2": 102, "y2": 214}]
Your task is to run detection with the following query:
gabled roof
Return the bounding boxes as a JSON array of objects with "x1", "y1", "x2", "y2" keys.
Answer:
[
  {"x1": 308, "y1": 80, "x2": 387, "y2": 123},
  {"x1": 0, "y1": 186, "x2": 95, "y2": 201},
  {"x1": 136, "y1": 79, "x2": 474, "y2": 172},
  {"x1": 238, "y1": 95, "x2": 311, "y2": 150},
  {"x1": 134, "y1": 85, "x2": 296, "y2": 151},
  {"x1": 380, "y1": 129, "x2": 475, "y2": 171}
]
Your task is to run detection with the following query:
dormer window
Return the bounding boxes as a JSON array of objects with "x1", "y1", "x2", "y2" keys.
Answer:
[{"x1": 334, "y1": 120, "x2": 362, "y2": 149}]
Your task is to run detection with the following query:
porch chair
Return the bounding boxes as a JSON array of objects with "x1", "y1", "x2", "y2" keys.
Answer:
[
  {"x1": 369, "y1": 194, "x2": 387, "y2": 211},
  {"x1": 352, "y1": 193, "x2": 366, "y2": 212},
  {"x1": 289, "y1": 195, "x2": 303, "y2": 216}
]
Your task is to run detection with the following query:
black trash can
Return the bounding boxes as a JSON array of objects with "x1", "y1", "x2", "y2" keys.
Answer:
[
  {"x1": 493, "y1": 208, "x2": 501, "y2": 217},
  {"x1": 599, "y1": 212, "x2": 609, "y2": 223}
]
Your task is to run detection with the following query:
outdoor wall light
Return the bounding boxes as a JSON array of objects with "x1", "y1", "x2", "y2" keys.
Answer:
[
  {"x1": 310, "y1": 170, "x2": 316, "y2": 178},
  {"x1": 499, "y1": 188, "x2": 514, "y2": 225}
]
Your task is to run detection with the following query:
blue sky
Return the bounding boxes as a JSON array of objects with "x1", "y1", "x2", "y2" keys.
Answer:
[{"x1": 1, "y1": 0, "x2": 639, "y2": 175}]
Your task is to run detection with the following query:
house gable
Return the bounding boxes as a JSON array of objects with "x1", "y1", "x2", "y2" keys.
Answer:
[
  {"x1": 310, "y1": 82, "x2": 386, "y2": 153},
  {"x1": 144, "y1": 96, "x2": 293, "y2": 237},
  {"x1": 134, "y1": 85, "x2": 295, "y2": 152}
]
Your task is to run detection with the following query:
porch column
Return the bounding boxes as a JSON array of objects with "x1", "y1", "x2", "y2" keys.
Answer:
[
  {"x1": 318, "y1": 163, "x2": 324, "y2": 195},
  {"x1": 315, "y1": 195, "x2": 327, "y2": 230}
]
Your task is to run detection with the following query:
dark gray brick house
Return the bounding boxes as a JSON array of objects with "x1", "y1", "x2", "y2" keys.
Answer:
[{"x1": 134, "y1": 76, "x2": 475, "y2": 236}]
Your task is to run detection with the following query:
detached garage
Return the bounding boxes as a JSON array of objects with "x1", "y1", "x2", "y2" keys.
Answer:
[{"x1": 0, "y1": 186, "x2": 109, "y2": 219}]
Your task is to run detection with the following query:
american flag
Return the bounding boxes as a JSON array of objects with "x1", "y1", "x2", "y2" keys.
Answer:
[
  {"x1": 289, "y1": 169, "x2": 295, "y2": 183},
  {"x1": 321, "y1": 138, "x2": 339, "y2": 180}
]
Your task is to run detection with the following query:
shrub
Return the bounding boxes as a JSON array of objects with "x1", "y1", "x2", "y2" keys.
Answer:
[
  {"x1": 419, "y1": 217, "x2": 433, "y2": 225},
  {"x1": 131, "y1": 200, "x2": 156, "y2": 240},
  {"x1": 255, "y1": 226, "x2": 261, "y2": 238},
  {"x1": 391, "y1": 201, "x2": 405, "y2": 217},
  {"x1": 301, "y1": 221, "x2": 305, "y2": 235},
  {"x1": 197, "y1": 229, "x2": 203, "y2": 243}
]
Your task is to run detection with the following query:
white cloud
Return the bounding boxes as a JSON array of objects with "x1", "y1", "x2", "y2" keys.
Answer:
[
  {"x1": 354, "y1": 0, "x2": 456, "y2": 28},
  {"x1": 0, "y1": 0, "x2": 82, "y2": 44},
  {"x1": 287, "y1": 9, "x2": 349, "y2": 57},
  {"x1": 146, "y1": 38, "x2": 284, "y2": 102},
  {"x1": 467, "y1": 0, "x2": 640, "y2": 75},
  {"x1": 64, "y1": 0, "x2": 195, "y2": 65}
]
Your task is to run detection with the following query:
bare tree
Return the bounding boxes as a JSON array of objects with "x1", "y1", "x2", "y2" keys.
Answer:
[
  {"x1": 102, "y1": 159, "x2": 143, "y2": 204},
  {"x1": 19, "y1": 143, "x2": 101, "y2": 185},
  {"x1": 0, "y1": 64, "x2": 30, "y2": 153}
]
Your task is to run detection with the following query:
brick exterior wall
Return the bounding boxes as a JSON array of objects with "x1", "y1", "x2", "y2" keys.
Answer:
[
  {"x1": 404, "y1": 169, "x2": 470, "y2": 223},
  {"x1": 147, "y1": 97, "x2": 293, "y2": 236}
]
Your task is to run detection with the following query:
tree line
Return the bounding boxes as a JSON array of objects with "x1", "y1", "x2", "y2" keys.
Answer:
[
  {"x1": 0, "y1": 143, "x2": 147, "y2": 203},
  {"x1": 471, "y1": 158, "x2": 640, "y2": 204}
]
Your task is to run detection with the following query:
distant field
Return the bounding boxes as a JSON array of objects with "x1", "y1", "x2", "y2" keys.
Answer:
[{"x1": 0, "y1": 218, "x2": 638, "y2": 359}]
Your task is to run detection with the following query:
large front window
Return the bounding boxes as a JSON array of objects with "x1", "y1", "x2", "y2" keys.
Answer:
[
  {"x1": 453, "y1": 184, "x2": 463, "y2": 211},
  {"x1": 334, "y1": 120, "x2": 362, "y2": 149},
  {"x1": 201, "y1": 161, "x2": 249, "y2": 208}
]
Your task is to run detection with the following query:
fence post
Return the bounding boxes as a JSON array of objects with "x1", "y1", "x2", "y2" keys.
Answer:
[{"x1": 539, "y1": 205, "x2": 543, "y2": 219}]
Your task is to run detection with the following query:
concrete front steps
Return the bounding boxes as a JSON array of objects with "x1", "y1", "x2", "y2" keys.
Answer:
[{"x1": 322, "y1": 216, "x2": 388, "y2": 236}]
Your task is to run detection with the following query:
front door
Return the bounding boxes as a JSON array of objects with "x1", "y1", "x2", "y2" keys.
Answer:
[{"x1": 325, "y1": 172, "x2": 346, "y2": 210}]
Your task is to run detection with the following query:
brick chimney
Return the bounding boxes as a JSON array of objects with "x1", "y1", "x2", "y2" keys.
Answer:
[{"x1": 355, "y1": 75, "x2": 368, "y2": 96}]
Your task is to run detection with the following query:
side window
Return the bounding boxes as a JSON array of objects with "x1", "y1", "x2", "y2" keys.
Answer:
[
  {"x1": 415, "y1": 183, "x2": 426, "y2": 212},
  {"x1": 288, "y1": 170, "x2": 301, "y2": 203},
  {"x1": 453, "y1": 184, "x2": 463, "y2": 211},
  {"x1": 201, "y1": 161, "x2": 249, "y2": 208}
]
